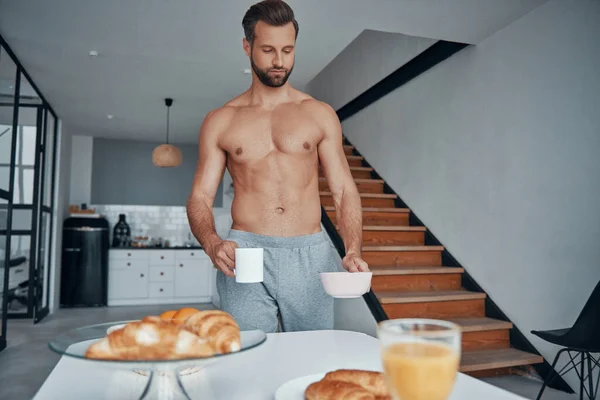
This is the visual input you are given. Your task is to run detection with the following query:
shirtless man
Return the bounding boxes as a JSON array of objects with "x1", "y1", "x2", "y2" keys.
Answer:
[{"x1": 186, "y1": 0, "x2": 368, "y2": 333}]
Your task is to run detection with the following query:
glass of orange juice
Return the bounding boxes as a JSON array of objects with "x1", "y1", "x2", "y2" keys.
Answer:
[{"x1": 377, "y1": 319, "x2": 461, "y2": 400}]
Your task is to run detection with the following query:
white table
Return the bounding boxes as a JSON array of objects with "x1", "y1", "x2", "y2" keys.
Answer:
[{"x1": 34, "y1": 330, "x2": 526, "y2": 399}]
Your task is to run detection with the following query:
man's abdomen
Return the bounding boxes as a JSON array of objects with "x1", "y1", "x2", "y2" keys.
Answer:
[{"x1": 230, "y1": 188, "x2": 323, "y2": 237}]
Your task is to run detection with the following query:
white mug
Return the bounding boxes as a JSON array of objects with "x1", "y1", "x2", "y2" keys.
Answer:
[{"x1": 234, "y1": 248, "x2": 264, "y2": 283}]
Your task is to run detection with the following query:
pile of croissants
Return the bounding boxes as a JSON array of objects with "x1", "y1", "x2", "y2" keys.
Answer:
[
  {"x1": 85, "y1": 308, "x2": 241, "y2": 361},
  {"x1": 305, "y1": 369, "x2": 391, "y2": 400}
]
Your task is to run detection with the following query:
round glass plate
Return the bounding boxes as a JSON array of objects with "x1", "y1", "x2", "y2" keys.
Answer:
[{"x1": 48, "y1": 320, "x2": 267, "y2": 400}]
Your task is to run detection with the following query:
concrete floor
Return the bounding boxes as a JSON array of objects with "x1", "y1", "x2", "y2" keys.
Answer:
[
  {"x1": 483, "y1": 375, "x2": 578, "y2": 400},
  {"x1": 0, "y1": 305, "x2": 579, "y2": 400}
]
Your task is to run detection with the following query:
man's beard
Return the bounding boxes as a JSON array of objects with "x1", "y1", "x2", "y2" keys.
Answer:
[{"x1": 250, "y1": 56, "x2": 294, "y2": 88}]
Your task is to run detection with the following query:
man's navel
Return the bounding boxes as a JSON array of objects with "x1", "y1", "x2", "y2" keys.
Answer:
[{"x1": 235, "y1": 147, "x2": 243, "y2": 156}]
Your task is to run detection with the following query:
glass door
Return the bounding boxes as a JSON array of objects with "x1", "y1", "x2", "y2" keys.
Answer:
[
  {"x1": 1, "y1": 35, "x2": 59, "y2": 331},
  {"x1": 0, "y1": 44, "x2": 18, "y2": 351},
  {"x1": 8, "y1": 99, "x2": 39, "y2": 319}
]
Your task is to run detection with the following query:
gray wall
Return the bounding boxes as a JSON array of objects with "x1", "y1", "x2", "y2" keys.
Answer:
[
  {"x1": 309, "y1": 0, "x2": 600, "y2": 393},
  {"x1": 69, "y1": 135, "x2": 93, "y2": 206},
  {"x1": 91, "y1": 138, "x2": 222, "y2": 207}
]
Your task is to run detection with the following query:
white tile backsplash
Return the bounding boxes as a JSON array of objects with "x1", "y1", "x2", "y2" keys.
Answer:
[{"x1": 92, "y1": 204, "x2": 233, "y2": 247}]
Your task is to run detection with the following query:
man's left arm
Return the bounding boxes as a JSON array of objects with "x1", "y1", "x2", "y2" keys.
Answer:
[{"x1": 316, "y1": 103, "x2": 369, "y2": 272}]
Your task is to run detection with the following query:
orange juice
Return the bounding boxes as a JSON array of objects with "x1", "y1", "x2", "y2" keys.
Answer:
[{"x1": 382, "y1": 341, "x2": 459, "y2": 400}]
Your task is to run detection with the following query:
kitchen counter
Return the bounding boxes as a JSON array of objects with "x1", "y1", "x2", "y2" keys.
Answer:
[{"x1": 107, "y1": 247, "x2": 212, "y2": 306}]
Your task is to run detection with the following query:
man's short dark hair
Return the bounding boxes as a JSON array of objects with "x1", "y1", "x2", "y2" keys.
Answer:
[{"x1": 242, "y1": 0, "x2": 299, "y2": 46}]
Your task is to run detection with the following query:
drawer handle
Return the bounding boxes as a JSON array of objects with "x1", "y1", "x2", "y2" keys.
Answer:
[
  {"x1": 127, "y1": 262, "x2": 131, "y2": 266},
  {"x1": 140, "y1": 273, "x2": 145, "y2": 278},
  {"x1": 127, "y1": 253, "x2": 131, "y2": 257},
  {"x1": 179, "y1": 264, "x2": 183, "y2": 267},
  {"x1": 191, "y1": 252, "x2": 194, "y2": 256},
  {"x1": 160, "y1": 288, "x2": 164, "y2": 292},
  {"x1": 160, "y1": 272, "x2": 164, "y2": 276},
  {"x1": 160, "y1": 256, "x2": 164, "y2": 260}
]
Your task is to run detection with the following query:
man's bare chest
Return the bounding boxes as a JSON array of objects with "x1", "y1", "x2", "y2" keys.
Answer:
[{"x1": 221, "y1": 110, "x2": 323, "y2": 163}]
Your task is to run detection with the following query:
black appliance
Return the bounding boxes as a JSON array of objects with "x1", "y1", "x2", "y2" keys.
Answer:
[{"x1": 60, "y1": 216, "x2": 109, "y2": 307}]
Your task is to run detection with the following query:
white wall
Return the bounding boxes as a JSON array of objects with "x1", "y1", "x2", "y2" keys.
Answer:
[
  {"x1": 309, "y1": 0, "x2": 600, "y2": 393},
  {"x1": 307, "y1": 29, "x2": 436, "y2": 111},
  {"x1": 69, "y1": 135, "x2": 93, "y2": 206},
  {"x1": 49, "y1": 121, "x2": 72, "y2": 312}
]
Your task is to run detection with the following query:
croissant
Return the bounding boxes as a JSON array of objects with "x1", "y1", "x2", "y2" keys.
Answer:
[
  {"x1": 305, "y1": 379, "x2": 376, "y2": 400},
  {"x1": 184, "y1": 310, "x2": 241, "y2": 353},
  {"x1": 85, "y1": 319, "x2": 215, "y2": 360},
  {"x1": 323, "y1": 370, "x2": 390, "y2": 399}
]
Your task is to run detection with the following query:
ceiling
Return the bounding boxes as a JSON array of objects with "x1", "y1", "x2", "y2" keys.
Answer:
[{"x1": 0, "y1": 0, "x2": 547, "y2": 143}]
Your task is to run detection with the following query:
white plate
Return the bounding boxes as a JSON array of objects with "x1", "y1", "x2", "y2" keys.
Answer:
[{"x1": 274, "y1": 373, "x2": 326, "y2": 400}]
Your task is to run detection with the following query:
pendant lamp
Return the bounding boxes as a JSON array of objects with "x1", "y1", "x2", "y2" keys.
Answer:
[{"x1": 152, "y1": 98, "x2": 182, "y2": 167}]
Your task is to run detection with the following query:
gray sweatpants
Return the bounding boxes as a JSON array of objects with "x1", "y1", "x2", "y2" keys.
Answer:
[{"x1": 216, "y1": 229, "x2": 341, "y2": 333}]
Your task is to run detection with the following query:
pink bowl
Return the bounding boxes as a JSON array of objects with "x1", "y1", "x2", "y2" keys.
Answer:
[{"x1": 320, "y1": 272, "x2": 372, "y2": 298}]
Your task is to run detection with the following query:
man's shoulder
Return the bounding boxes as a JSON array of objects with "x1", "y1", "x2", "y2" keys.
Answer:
[
  {"x1": 203, "y1": 103, "x2": 239, "y2": 130},
  {"x1": 294, "y1": 91, "x2": 334, "y2": 113},
  {"x1": 298, "y1": 96, "x2": 337, "y2": 122}
]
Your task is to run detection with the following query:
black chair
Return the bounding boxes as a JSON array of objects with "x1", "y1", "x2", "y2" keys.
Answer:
[{"x1": 532, "y1": 280, "x2": 600, "y2": 400}]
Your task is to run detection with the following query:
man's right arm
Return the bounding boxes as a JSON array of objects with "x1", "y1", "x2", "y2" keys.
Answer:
[{"x1": 186, "y1": 109, "x2": 237, "y2": 277}]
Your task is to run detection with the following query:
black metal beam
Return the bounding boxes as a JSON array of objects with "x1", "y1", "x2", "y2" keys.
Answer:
[
  {"x1": 0, "y1": 34, "x2": 58, "y2": 119},
  {"x1": 0, "y1": 230, "x2": 32, "y2": 236},
  {"x1": 0, "y1": 68, "x2": 21, "y2": 341},
  {"x1": 337, "y1": 40, "x2": 469, "y2": 122}
]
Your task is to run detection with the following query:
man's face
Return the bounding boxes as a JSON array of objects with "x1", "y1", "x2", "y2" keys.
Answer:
[{"x1": 244, "y1": 20, "x2": 296, "y2": 88}]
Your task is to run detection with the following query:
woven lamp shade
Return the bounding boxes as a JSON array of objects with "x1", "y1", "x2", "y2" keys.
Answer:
[{"x1": 152, "y1": 144, "x2": 182, "y2": 167}]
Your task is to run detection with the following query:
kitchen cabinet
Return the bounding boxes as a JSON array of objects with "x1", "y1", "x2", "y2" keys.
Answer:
[{"x1": 107, "y1": 249, "x2": 212, "y2": 306}]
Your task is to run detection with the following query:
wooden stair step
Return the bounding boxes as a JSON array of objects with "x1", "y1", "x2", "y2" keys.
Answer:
[
  {"x1": 370, "y1": 266, "x2": 463, "y2": 276},
  {"x1": 346, "y1": 155, "x2": 364, "y2": 166},
  {"x1": 460, "y1": 348, "x2": 543, "y2": 373},
  {"x1": 451, "y1": 317, "x2": 514, "y2": 351},
  {"x1": 363, "y1": 246, "x2": 444, "y2": 266},
  {"x1": 320, "y1": 192, "x2": 397, "y2": 208},
  {"x1": 343, "y1": 145, "x2": 354, "y2": 155},
  {"x1": 362, "y1": 245, "x2": 444, "y2": 251},
  {"x1": 319, "y1": 177, "x2": 384, "y2": 184},
  {"x1": 448, "y1": 317, "x2": 513, "y2": 332},
  {"x1": 326, "y1": 208, "x2": 411, "y2": 227},
  {"x1": 340, "y1": 226, "x2": 426, "y2": 245},
  {"x1": 377, "y1": 290, "x2": 485, "y2": 304},
  {"x1": 323, "y1": 166, "x2": 373, "y2": 179},
  {"x1": 435, "y1": 317, "x2": 514, "y2": 352},
  {"x1": 362, "y1": 207, "x2": 407, "y2": 213},
  {"x1": 337, "y1": 225, "x2": 426, "y2": 246},
  {"x1": 372, "y1": 269, "x2": 463, "y2": 292},
  {"x1": 361, "y1": 226, "x2": 426, "y2": 232},
  {"x1": 324, "y1": 206, "x2": 409, "y2": 213},
  {"x1": 381, "y1": 290, "x2": 486, "y2": 318},
  {"x1": 319, "y1": 177, "x2": 384, "y2": 193},
  {"x1": 320, "y1": 192, "x2": 397, "y2": 199}
]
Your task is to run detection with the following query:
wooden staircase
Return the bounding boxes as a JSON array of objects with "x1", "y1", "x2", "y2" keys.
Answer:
[{"x1": 320, "y1": 143, "x2": 544, "y2": 378}]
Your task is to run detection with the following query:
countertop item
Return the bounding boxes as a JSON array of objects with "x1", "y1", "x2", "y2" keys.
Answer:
[{"x1": 35, "y1": 329, "x2": 527, "y2": 400}]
